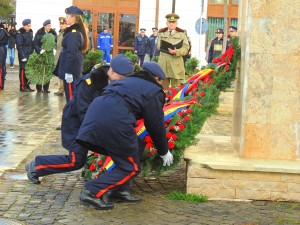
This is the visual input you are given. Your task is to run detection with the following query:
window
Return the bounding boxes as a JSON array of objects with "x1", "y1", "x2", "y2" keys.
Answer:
[{"x1": 118, "y1": 14, "x2": 136, "y2": 47}]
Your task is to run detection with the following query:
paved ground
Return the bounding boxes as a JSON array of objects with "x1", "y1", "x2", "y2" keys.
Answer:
[{"x1": 0, "y1": 66, "x2": 300, "y2": 225}]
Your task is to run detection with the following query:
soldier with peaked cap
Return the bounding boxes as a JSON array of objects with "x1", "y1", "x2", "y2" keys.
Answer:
[
  {"x1": 77, "y1": 61, "x2": 174, "y2": 210},
  {"x1": 0, "y1": 16, "x2": 9, "y2": 90},
  {"x1": 53, "y1": 5, "x2": 89, "y2": 102},
  {"x1": 26, "y1": 55, "x2": 134, "y2": 192},
  {"x1": 156, "y1": 13, "x2": 190, "y2": 90},
  {"x1": 15, "y1": 19, "x2": 35, "y2": 92},
  {"x1": 33, "y1": 19, "x2": 57, "y2": 93},
  {"x1": 54, "y1": 17, "x2": 68, "y2": 97},
  {"x1": 208, "y1": 28, "x2": 229, "y2": 63},
  {"x1": 134, "y1": 28, "x2": 148, "y2": 66}
]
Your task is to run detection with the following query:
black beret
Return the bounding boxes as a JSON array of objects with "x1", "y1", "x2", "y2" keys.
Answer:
[
  {"x1": 43, "y1": 19, "x2": 51, "y2": 26},
  {"x1": 110, "y1": 54, "x2": 134, "y2": 76},
  {"x1": 22, "y1": 19, "x2": 31, "y2": 26},
  {"x1": 65, "y1": 6, "x2": 83, "y2": 16},
  {"x1": 165, "y1": 13, "x2": 180, "y2": 22},
  {"x1": 142, "y1": 62, "x2": 166, "y2": 80},
  {"x1": 216, "y1": 28, "x2": 224, "y2": 34},
  {"x1": 229, "y1": 26, "x2": 237, "y2": 31}
]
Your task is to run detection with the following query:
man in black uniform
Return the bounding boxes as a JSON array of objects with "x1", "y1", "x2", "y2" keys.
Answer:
[
  {"x1": 16, "y1": 19, "x2": 35, "y2": 92},
  {"x1": 77, "y1": 61, "x2": 174, "y2": 210},
  {"x1": 208, "y1": 28, "x2": 229, "y2": 63},
  {"x1": 33, "y1": 19, "x2": 57, "y2": 93},
  {"x1": 26, "y1": 55, "x2": 134, "y2": 189},
  {"x1": 0, "y1": 16, "x2": 9, "y2": 90}
]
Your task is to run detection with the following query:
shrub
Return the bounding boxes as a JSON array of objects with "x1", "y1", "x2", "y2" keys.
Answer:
[
  {"x1": 82, "y1": 50, "x2": 103, "y2": 74},
  {"x1": 185, "y1": 56, "x2": 200, "y2": 76}
]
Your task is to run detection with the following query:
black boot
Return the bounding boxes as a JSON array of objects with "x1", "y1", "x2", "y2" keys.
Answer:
[
  {"x1": 108, "y1": 190, "x2": 141, "y2": 203},
  {"x1": 80, "y1": 189, "x2": 114, "y2": 210},
  {"x1": 25, "y1": 161, "x2": 40, "y2": 184}
]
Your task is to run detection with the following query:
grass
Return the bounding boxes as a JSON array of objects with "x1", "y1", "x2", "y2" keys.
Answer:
[{"x1": 166, "y1": 190, "x2": 208, "y2": 203}]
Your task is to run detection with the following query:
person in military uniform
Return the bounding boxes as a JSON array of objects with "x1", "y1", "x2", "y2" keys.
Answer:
[
  {"x1": 229, "y1": 25, "x2": 238, "y2": 39},
  {"x1": 134, "y1": 28, "x2": 148, "y2": 66},
  {"x1": 156, "y1": 13, "x2": 190, "y2": 90},
  {"x1": 76, "y1": 62, "x2": 174, "y2": 210},
  {"x1": 16, "y1": 19, "x2": 35, "y2": 92},
  {"x1": 54, "y1": 17, "x2": 67, "y2": 97},
  {"x1": 25, "y1": 55, "x2": 134, "y2": 191},
  {"x1": 0, "y1": 16, "x2": 9, "y2": 90},
  {"x1": 53, "y1": 6, "x2": 89, "y2": 102},
  {"x1": 147, "y1": 27, "x2": 159, "y2": 61},
  {"x1": 33, "y1": 19, "x2": 57, "y2": 93},
  {"x1": 208, "y1": 28, "x2": 229, "y2": 63}
]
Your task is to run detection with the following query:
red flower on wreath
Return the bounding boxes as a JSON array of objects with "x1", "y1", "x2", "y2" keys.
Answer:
[
  {"x1": 94, "y1": 153, "x2": 99, "y2": 157},
  {"x1": 166, "y1": 132, "x2": 173, "y2": 139},
  {"x1": 98, "y1": 159, "x2": 103, "y2": 166},
  {"x1": 178, "y1": 124, "x2": 185, "y2": 131},
  {"x1": 183, "y1": 116, "x2": 190, "y2": 123},
  {"x1": 168, "y1": 141, "x2": 175, "y2": 149},
  {"x1": 146, "y1": 142, "x2": 154, "y2": 149},
  {"x1": 200, "y1": 91, "x2": 205, "y2": 97},
  {"x1": 90, "y1": 162, "x2": 96, "y2": 171}
]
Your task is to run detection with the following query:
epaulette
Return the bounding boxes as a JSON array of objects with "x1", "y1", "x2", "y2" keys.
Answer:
[
  {"x1": 159, "y1": 27, "x2": 168, "y2": 33},
  {"x1": 72, "y1": 29, "x2": 76, "y2": 33},
  {"x1": 85, "y1": 78, "x2": 92, "y2": 85},
  {"x1": 175, "y1": 27, "x2": 184, "y2": 32}
]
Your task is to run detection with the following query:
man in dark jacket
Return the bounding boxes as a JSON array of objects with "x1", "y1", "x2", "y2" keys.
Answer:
[
  {"x1": 8, "y1": 23, "x2": 17, "y2": 68},
  {"x1": 208, "y1": 28, "x2": 229, "y2": 63},
  {"x1": 147, "y1": 27, "x2": 159, "y2": 61},
  {"x1": 77, "y1": 61, "x2": 174, "y2": 210},
  {"x1": 0, "y1": 17, "x2": 9, "y2": 90},
  {"x1": 134, "y1": 28, "x2": 148, "y2": 66},
  {"x1": 33, "y1": 19, "x2": 57, "y2": 93},
  {"x1": 25, "y1": 55, "x2": 135, "y2": 205},
  {"x1": 16, "y1": 19, "x2": 35, "y2": 92}
]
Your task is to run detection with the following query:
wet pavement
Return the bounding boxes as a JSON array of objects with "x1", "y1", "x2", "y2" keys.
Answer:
[{"x1": 0, "y1": 66, "x2": 300, "y2": 225}]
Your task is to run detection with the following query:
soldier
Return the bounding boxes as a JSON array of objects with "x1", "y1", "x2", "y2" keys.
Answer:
[
  {"x1": 77, "y1": 62, "x2": 174, "y2": 210},
  {"x1": 0, "y1": 16, "x2": 9, "y2": 90},
  {"x1": 33, "y1": 19, "x2": 57, "y2": 93},
  {"x1": 25, "y1": 55, "x2": 134, "y2": 189},
  {"x1": 53, "y1": 6, "x2": 89, "y2": 102},
  {"x1": 54, "y1": 17, "x2": 67, "y2": 97},
  {"x1": 208, "y1": 28, "x2": 229, "y2": 63},
  {"x1": 156, "y1": 13, "x2": 190, "y2": 90},
  {"x1": 147, "y1": 27, "x2": 159, "y2": 61},
  {"x1": 134, "y1": 28, "x2": 148, "y2": 66},
  {"x1": 16, "y1": 19, "x2": 35, "y2": 92},
  {"x1": 229, "y1": 25, "x2": 238, "y2": 38}
]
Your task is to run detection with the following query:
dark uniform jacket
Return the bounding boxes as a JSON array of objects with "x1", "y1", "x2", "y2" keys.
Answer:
[
  {"x1": 134, "y1": 35, "x2": 148, "y2": 55},
  {"x1": 33, "y1": 27, "x2": 57, "y2": 54},
  {"x1": 15, "y1": 28, "x2": 34, "y2": 68},
  {"x1": 208, "y1": 37, "x2": 229, "y2": 63},
  {"x1": 61, "y1": 66, "x2": 109, "y2": 151},
  {"x1": 0, "y1": 26, "x2": 9, "y2": 67},
  {"x1": 76, "y1": 71, "x2": 168, "y2": 156},
  {"x1": 147, "y1": 34, "x2": 158, "y2": 56},
  {"x1": 54, "y1": 23, "x2": 84, "y2": 80}
]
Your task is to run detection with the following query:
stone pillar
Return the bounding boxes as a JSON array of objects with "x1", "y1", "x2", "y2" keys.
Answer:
[{"x1": 232, "y1": 0, "x2": 300, "y2": 160}]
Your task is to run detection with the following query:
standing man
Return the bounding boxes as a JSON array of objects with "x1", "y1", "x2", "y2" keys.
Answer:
[
  {"x1": 8, "y1": 23, "x2": 17, "y2": 69},
  {"x1": 147, "y1": 27, "x2": 159, "y2": 61},
  {"x1": 33, "y1": 19, "x2": 57, "y2": 93},
  {"x1": 77, "y1": 62, "x2": 174, "y2": 210},
  {"x1": 97, "y1": 27, "x2": 113, "y2": 63},
  {"x1": 208, "y1": 28, "x2": 228, "y2": 63},
  {"x1": 0, "y1": 16, "x2": 9, "y2": 90},
  {"x1": 228, "y1": 25, "x2": 238, "y2": 40},
  {"x1": 16, "y1": 19, "x2": 35, "y2": 92},
  {"x1": 156, "y1": 13, "x2": 190, "y2": 90},
  {"x1": 134, "y1": 28, "x2": 148, "y2": 66},
  {"x1": 54, "y1": 17, "x2": 67, "y2": 97}
]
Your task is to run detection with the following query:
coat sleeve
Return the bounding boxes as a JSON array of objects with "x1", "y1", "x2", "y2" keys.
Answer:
[
  {"x1": 208, "y1": 39, "x2": 214, "y2": 63},
  {"x1": 33, "y1": 33, "x2": 42, "y2": 54},
  {"x1": 143, "y1": 91, "x2": 168, "y2": 156},
  {"x1": 76, "y1": 81, "x2": 94, "y2": 122},
  {"x1": 175, "y1": 33, "x2": 190, "y2": 57},
  {"x1": 64, "y1": 32, "x2": 82, "y2": 75}
]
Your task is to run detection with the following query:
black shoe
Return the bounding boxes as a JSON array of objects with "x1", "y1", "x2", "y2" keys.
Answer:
[
  {"x1": 54, "y1": 91, "x2": 63, "y2": 96},
  {"x1": 27, "y1": 87, "x2": 35, "y2": 92},
  {"x1": 25, "y1": 161, "x2": 40, "y2": 184},
  {"x1": 108, "y1": 190, "x2": 141, "y2": 203},
  {"x1": 56, "y1": 126, "x2": 61, "y2": 130},
  {"x1": 43, "y1": 90, "x2": 50, "y2": 94},
  {"x1": 80, "y1": 189, "x2": 114, "y2": 210}
]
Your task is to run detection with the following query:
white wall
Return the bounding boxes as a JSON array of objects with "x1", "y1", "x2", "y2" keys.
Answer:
[
  {"x1": 16, "y1": 0, "x2": 72, "y2": 34},
  {"x1": 140, "y1": 0, "x2": 208, "y2": 66}
]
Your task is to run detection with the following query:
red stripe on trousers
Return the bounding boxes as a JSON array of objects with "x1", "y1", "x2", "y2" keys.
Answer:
[
  {"x1": 21, "y1": 68, "x2": 25, "y2": 90},
  {"x1": 35, "y1": 152, "x2": 76, "y2": 170},
  {"x1": 68, "y1": 83, "x2": 73, "y2": 100},
  {"x1": 96, "y1": 156, "x2": 138, "y2": 198}
]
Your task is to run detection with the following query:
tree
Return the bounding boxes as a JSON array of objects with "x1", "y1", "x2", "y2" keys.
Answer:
[{"x1": 0, "y1": 0, "x2": 15, "y2": 21}]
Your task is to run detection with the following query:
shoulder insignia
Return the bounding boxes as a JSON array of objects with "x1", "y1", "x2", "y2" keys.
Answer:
[
  {"x1": 159, "y1": 27, "x2": 168, "y2": 33},
  {"x1": 175, "y1": 27, "x2": 184, "y2": 32},
  {"x1": 72, "y1": 29, "x2": 77, "y2": 33},
  {"x1": 85, "y1": 78, "x2": 92, "y2": 85}
]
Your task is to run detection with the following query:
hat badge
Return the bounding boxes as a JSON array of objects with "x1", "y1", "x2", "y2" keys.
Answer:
[{"x1": 171, "y1": 16, "x2": 174, "y2": 20}]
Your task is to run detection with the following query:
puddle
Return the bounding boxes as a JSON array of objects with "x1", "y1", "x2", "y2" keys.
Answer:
[{"x1": 7, "y1": 173, "x2": 28, "y2": 180}]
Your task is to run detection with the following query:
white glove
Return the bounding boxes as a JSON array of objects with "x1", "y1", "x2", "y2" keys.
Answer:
[
  {"x1": 21, "y1": 58, "x2": 27, "y2": 62},
  {"x1": 40, "y1": 49, "x2": 45, "y2": 54},
  {"x1": 53, "y1": 49, "x2": 57, "y2": 55},
  {"x1": 160, "y1": 150, "x2": 174, "y2": 167},
  {"x1": 65, "y1": 73, "x2": 73, "y2": 83}
]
